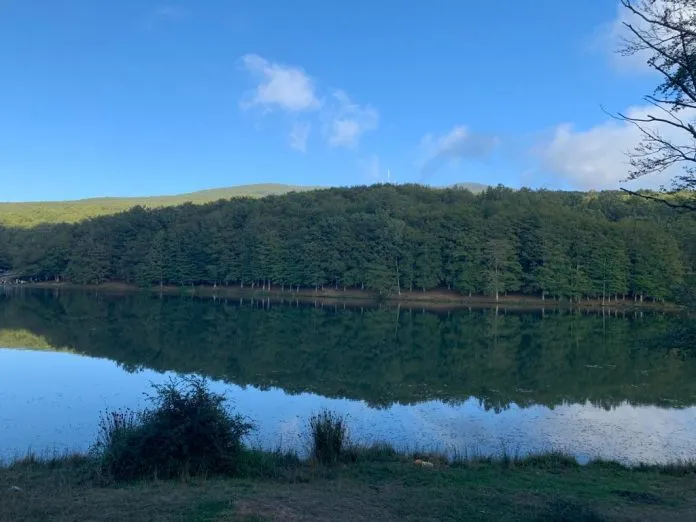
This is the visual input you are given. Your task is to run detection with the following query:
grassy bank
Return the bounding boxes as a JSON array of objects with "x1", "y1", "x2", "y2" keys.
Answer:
[
  {"x1": 19, "y1": 281, "x2": 683, "y2": 312},
  {"x1": 3, "y1": 450, "x2": 696, "y2": 521},
  {"x1": 2, "y1": 379, "x2": 695, "y2": 521}
]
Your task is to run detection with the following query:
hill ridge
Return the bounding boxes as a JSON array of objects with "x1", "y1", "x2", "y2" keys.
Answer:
[
  {"x1": 0, "y1": 182, "x2": 491, "y2": 227},
  {"x1": 0, "y1": 183, "x2": 317, "y2": 227}
]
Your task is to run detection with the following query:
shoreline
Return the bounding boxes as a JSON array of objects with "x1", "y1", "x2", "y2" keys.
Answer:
[
  {"x1": 14, "y1": 281, "x2": 682, "y2": 312},
  {"x1": 3, "y1": 447, "x2": 696, "y2": 521}
]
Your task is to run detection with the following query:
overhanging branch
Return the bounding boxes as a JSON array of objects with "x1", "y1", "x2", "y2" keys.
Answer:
[{"x1": 620, "y1": 187, "x2": 696, "y2": 210}]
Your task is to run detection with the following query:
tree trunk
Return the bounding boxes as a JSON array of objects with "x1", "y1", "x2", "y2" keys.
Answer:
[{"x1": 395, "y1": 259, "x2": 401, "y2": 296}]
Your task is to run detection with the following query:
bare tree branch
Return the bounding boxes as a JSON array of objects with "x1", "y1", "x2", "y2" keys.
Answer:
[
  {"x1": 618, "y1": 110, "x2": 696, "y2": 139},
  {"x1": 680, "y1": 32, "x2": 696, "y2": 91},
  {"x1": 613, "y1": 0, "x2": 696, "y2": 201},
  {"x1": 621, "y1": 0, "x2": 696, "y2": 39},
  {"x1": 620, "y1": 187, "x2": 696, "y2": 210},
  {"x1": 645, "y1": 94, "x2": 696, "y2": 110},
  {"x1": 622, "y1": 21, "x2": 696, "y2": 103}
]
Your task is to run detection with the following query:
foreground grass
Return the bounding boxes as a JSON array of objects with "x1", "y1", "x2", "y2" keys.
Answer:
[{"x1": 2, "y1": 450, "x2": 696, "y2": 521}]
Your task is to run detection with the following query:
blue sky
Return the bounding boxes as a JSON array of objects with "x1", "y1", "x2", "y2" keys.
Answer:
[{"x1": 0, "y1": 1, "x2": 663, "y2": 201}]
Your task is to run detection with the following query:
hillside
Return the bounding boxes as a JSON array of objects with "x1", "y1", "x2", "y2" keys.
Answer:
[
  {"x1": 449, "y1": 182, "x2": 489, "y2": 193},
  {"x1": 0, "y1": 184, "x2": 316, "y2": 227},
  {"x1": 0, "y1": 182, "x2": 493, "y2": 228}
]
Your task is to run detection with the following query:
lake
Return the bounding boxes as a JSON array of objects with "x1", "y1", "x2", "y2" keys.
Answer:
[{"x1": 1, "y1": 288, "x2": 695, "y2": 465}]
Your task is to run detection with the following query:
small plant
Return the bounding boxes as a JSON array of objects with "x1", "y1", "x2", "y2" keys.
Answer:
[
  {"x1": 94, "y1": 376, "x2": 254, "y2": 481},
  {"x1": 342, "y1": 442, "x2": 399, "y2": 463},
  {"x1": 518, "y1": 451, "x2": 579, "y2": 470},
  {"x1": 238, "y1": 448, "x2": 302, "y2": 479},
  {"x1": 94, "y1": 408, "x2": 139, "y2": 452},
  {"x1": 308, "y1": 410, "x2": 348, "y2": 465}
]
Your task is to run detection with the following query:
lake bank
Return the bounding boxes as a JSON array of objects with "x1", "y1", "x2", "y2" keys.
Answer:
[
  {"x1": 18, "y1": 281, "x2": 682, "y2": 312},
  {"x1": 2, "y1": 449, "x2": 696, "y2": 521}
]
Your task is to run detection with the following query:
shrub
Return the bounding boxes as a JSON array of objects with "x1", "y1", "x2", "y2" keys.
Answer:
[
  {"x1": 93, "y1": 376, "x2": 254, "y2": 481},
  {"x1": 308, "y1": 410, "x2": 348, "y2": 465}
]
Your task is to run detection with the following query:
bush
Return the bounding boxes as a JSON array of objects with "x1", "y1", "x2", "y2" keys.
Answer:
[
  {"x1": 93, "y1": 376, "x2": 254, "y2": 481},
  {"x1": 308, "y1": 410, "x2": 348, "y2": 465}
]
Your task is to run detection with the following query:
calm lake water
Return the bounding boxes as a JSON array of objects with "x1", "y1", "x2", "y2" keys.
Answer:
[{"x1": 1, "y1": 289, "x2": 695, "y2": 464}]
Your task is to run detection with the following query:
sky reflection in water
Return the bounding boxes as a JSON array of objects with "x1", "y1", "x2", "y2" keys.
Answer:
[{"x1": 2, "y1": 348, "x2": 695, "y2": 464}]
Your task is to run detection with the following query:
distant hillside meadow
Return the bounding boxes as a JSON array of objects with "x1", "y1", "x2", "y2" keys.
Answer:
[
  {"x1": 0, "y1": 183, "x2": 317, "y2": 227},
  {"x1": 0, "y1": 183, "x2": 693, "y2": 303}
]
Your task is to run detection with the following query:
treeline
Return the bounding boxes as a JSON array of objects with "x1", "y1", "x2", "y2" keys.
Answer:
[
  {"x1": 1, "y1": 290, "x2": 694, "y2": 409},
  {"x1": 0, "y1": 185, "x2": 694, "y2": 302}
]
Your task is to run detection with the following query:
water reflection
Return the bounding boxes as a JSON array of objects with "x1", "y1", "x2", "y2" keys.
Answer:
[
  {"x1": 2, "y1": 349, "x2": 695, "y2": 464},
  {"x1": 0, "y1": 289, "x2": 695, "y2": 464}
]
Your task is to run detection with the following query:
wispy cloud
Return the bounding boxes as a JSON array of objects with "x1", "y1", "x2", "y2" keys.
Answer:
[
  {"x1": 289, "y1": 122, "x2": 311, "y2": 153},
  {"x1": 325, "y1": 90, "x2": 379, "y2": 149},
  {"x1": 359, "y1": 155, "x2": 385, "y2": 184},
  {"x1": 239, "y1": 55, "x2": 378, "y2": 152},
  {"x1": 418, "y1": 125, "x2": 499, "y2": 179},
  {"x1": 592, "y1": 1, "x2": 695, "y2": 75},
  {"x1": 155, "y1": 4, "x2": 189, "y2": 21}
]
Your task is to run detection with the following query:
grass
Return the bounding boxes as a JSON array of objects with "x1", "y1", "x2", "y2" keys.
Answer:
[
  {"x1": 3, "y1": 450, "x2": 696, "y2": 521},
  {"x1": 2, "y1": 383, "x2": 696, "y2": 521}
]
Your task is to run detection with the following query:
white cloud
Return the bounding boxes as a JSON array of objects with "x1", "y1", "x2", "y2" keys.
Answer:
[
  {"x1": 536, "y1": 105, "x2": 695, "y2": 190},
  {"x1": 289, "y1": 122, "x2": 310, "y2": 153},
  {"x1": 418, "y1": 125, "x2": 499, "y2": 179},
  {"x1": 240, "y1": 54, "x2": 320, "y2": 113},
  {"x1": 326, "y1": 90, "x2": 379, "y2": 148},
  {"x1": 238, "y1": 56, "x2": 379, "y2": 151}
]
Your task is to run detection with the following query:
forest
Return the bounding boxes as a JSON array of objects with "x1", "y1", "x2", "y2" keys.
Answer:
[
  {"x1": 0, "y1": 184, "x2": 694, "y2": 303},
  {"x1": 0, "y1": 289, "x2": 693, "y2": 409}
]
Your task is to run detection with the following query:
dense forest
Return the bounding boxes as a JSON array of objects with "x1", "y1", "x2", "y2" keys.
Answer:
[
  {"x1": 0, "y1": 184, "x2": 694, "y2": 303},
  {"x1": 1, "y1": 290, "x2": 693, "y2": 409}
]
